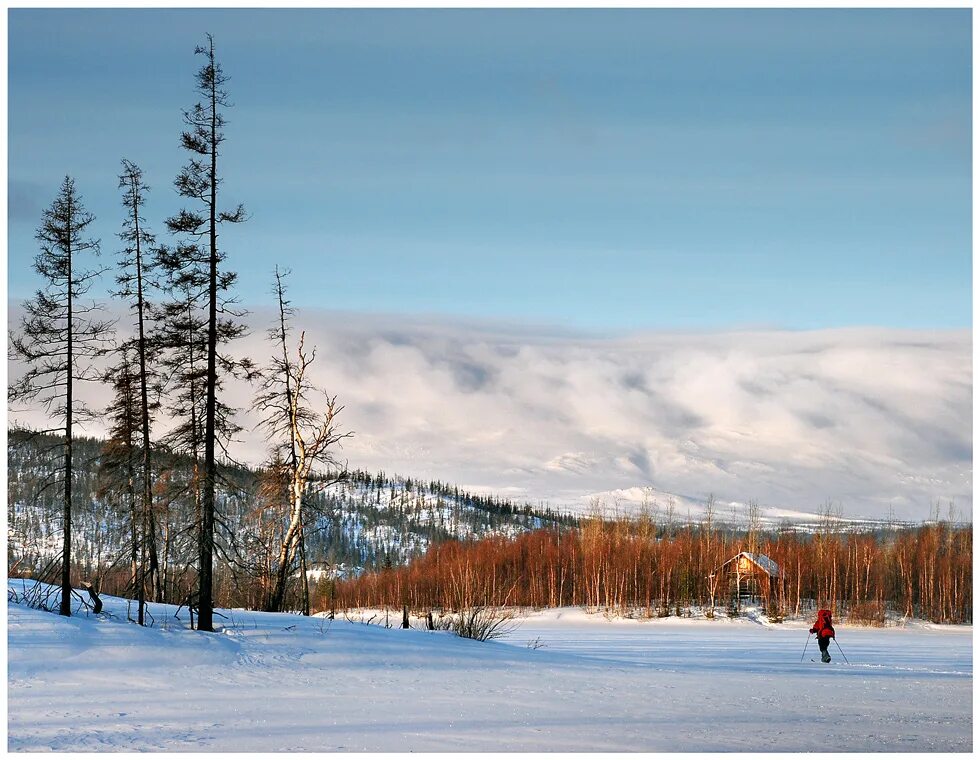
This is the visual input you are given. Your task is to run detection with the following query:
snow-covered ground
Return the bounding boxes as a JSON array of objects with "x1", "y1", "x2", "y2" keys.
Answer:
[{"x1": 7, "y1": 583, "x2": 972, "y2": 752}]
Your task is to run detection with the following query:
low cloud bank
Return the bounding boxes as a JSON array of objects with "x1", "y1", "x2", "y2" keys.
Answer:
[
  {"x1": 241, "y1": 312, "x2": 971, "y2": 521},
  {"x1": 10, "y1": 305, "x2": 972, "y2": 520}
]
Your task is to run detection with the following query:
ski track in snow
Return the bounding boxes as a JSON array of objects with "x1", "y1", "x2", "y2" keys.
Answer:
[{"x1": 7, "y1": 583, "x2": 972, "y2": 752}]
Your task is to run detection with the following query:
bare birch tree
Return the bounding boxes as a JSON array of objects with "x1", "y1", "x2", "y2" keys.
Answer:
[{"x1": 253, "y1": 269, "x2": 350, "y2": 612}]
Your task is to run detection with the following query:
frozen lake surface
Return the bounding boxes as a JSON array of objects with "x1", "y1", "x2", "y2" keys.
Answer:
[
  {"x1": 499, "y1": 608, "x2": 972, "y2": 752},
  {"x1": 7, "y1": 584, "x2": 972, "y2": 752}
]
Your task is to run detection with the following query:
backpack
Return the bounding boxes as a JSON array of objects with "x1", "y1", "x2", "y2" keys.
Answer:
[{"x1": 813, "y1": 608, "x2": 835, "y2": 638}]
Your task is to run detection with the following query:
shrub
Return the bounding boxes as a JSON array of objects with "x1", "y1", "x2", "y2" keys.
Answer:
[
  {"x1": 432, "y1": 606, "x2": 518, "y2": 641},
  {"x1": 847, "y1": 601, "x2": 885, "y2": 627},
  {"x1": 765, "y1": 601, "x2": 784, "y2": 623},
  {"x1": 726, "y1": 596, "x2": 740, "y2": 618}
]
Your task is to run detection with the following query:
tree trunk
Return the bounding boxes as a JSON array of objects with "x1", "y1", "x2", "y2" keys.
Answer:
[
  {"x1": 133, "y1": 199, "x2": 160, "y2": 602},
  {"x1": 135, "y1": 470, "x2": 145, "y2": 626},
  {"x1": 130, "y1": 486, "x2": 139, "y2": 597},
  {"x1": 61, "y1": 208, "x2": 74, "y2": 619},
  {"x1": 268, "y1": 479, "x2": 304, "y2": 612},
  {"x1": 299, "y1": 519, "x2": 310, "y2": 616},
  {"x1": 199, "y1": 38, "x2": 220, "y2": 634},
  {"x1": 81, "y1": 581, "x2": 103, "y2": 614}
]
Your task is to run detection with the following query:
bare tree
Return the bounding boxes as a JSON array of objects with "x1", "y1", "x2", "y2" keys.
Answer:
[
  {"x1": 747, "y1": 500, "x2": 762, "y2": 553},
  {"x1": 9, "y1": 177, "x2": 112, "y2": 616},
  {"x1": 253, "y1": 268, "x2": 351, "y2": 612},
  {"x1": 703, "y1": 493, "x2": 715, "y2": 546}
]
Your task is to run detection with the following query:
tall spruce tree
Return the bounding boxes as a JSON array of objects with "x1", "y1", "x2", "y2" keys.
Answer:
[
  {"x1": 114, "y1": 159, "x2": 163, "y2": 602},
  {"x1": 153, "y1": 261, "x2": 244, "y2": 613},
  {"x1": 9, "y1": 177, "x2": 112, "y2": 616},
  {"x1": 165, "y1": 35, "x2": 248, "y2": 631},
  {"x1": 155, "y1": 278, "x2": 207, "y2": 549}
]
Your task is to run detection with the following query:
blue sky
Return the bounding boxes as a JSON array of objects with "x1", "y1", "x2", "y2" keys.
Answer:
[{"x1": 8, "y1": 8, "x2": 972, "y2": 331}]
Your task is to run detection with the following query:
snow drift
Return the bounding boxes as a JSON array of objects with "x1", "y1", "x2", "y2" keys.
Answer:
[{"x1": 7, "y1": 581, "x2": 971, "y2": 752}]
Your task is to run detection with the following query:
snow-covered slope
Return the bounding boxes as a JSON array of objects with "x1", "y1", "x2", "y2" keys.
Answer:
[
  {"x1": 7, "y1": 432, "x2": 574, "y2": 576},
  {"x1": 7, "y1": 582, "x2": 971, "y2": 752}
]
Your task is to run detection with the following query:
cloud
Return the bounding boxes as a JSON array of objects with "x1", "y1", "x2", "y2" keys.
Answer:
[{"x1": 8, "y1": 303, "x2": 971, "y2": 521}]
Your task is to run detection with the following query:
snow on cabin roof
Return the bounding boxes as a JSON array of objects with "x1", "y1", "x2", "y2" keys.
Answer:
[
  {"x1": 739, "y1": 551, "x2": 780, "y2": 577},
  {"x1": 709, "y1": 551, "x2": 781, "y2": 578}
]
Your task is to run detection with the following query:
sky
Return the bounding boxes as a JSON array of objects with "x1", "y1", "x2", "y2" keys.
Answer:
[
  {"x1": 7, "y1": 8, "x2": 972, "y2": 331},
  {"x1": 6, "y1": 9, "x2": 973, "y2": 519}
]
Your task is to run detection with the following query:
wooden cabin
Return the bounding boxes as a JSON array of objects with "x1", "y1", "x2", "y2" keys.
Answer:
[{"x1": 707, "y1": 551, "x2": 780, "y2": 610}]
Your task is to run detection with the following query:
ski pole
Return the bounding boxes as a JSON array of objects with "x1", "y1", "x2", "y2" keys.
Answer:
[
  {"x1": 833, "y1": 638, "x2": 850, "y2": 664},
  {"x1": 800, "y1": 633, "x2": 811, "y2": 662}
]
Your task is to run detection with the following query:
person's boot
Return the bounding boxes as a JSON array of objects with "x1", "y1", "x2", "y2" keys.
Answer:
[{"x1": 821, "y1": 650, "x2": 831, "y2": 663}]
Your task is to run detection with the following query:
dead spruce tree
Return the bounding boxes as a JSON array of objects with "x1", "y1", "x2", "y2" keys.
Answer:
[
  {"x1": 113, "y1": 159, "x2": 163, "y2": 604},
  {"x1": 254, "y1": 268, "x2": 350, "y2": 613},
  {"x1": 165, "y1": 34, "x2": 248, "y2": 631},
  {"x1": 9, "y1": 177, "x2": 112, "y2": 616}
]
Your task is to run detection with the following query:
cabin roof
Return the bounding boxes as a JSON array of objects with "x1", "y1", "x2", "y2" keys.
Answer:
[
  {"x1": 712, "y1": 551, "x2": 780, "y2": 578},
  {"x1": 740, "y1": 551, "x2": 779, "y2": 577}
]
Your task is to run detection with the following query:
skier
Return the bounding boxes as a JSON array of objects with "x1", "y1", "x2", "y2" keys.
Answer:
[{"x1": 809, "y1": 608, "x2": 836, "y2": 663}]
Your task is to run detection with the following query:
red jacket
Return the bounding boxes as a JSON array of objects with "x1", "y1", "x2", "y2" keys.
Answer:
[{"x1": 810, "y1": 609, "x2": 835, "y2": 638}]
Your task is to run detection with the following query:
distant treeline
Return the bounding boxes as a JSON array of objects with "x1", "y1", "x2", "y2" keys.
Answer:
[{"x1": 331, "y1": 515, "x2": 972, "y2": 624}]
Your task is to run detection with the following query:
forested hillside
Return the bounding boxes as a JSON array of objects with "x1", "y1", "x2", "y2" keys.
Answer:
[{"x1": 7, "y1": 430, "x2": 576, "y2": 610}]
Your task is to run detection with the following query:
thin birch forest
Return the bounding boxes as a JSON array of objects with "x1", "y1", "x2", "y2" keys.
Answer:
[{"x1": 331, "y1": 511, "x2": 972, "y2": 624}]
